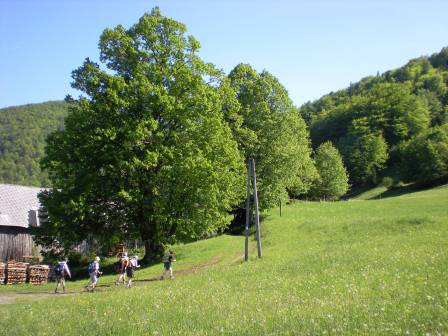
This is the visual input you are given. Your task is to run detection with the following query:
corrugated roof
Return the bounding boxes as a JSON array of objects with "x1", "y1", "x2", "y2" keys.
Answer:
[{"x1": 0, "y1": 184, "x2": 46, "y2": 228}]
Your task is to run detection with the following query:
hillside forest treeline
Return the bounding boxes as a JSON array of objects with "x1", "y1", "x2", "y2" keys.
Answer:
[
  {"x1": 2, "y1": 48, "x2": 447, "y2": 192},
  {"x1": 0, "y1": 101, "x2": 68, "y2": 186},
  {"x1": 301, "y1": 48, "x2": 448, "y2": 187}
]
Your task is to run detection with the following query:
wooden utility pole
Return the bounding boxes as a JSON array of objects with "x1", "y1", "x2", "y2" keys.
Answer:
[
  {"x1": 251, "y1": 159, "x2": 262, "y2": 258},
  {"x1": 245, "y1": 158, "x2": 262, "y2": 261},
  {"x1": 244, "y1": 160, "x2": 251, "y2": 262}
]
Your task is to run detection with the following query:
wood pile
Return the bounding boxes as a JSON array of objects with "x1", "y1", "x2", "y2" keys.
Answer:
[
  {"x1": 6, "y1": 261, "x2": 27, "y2": 284},
  {"x1": 28, "y1": 265, "x2": 50, "y2": 285},
  {"x1": 0, "y1": 262, "x2": 5, "y2": 284}
]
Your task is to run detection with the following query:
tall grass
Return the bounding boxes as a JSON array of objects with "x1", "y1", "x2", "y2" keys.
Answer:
[{"x1": 1, "y1": 186, "x2": 447, "y2": 335}]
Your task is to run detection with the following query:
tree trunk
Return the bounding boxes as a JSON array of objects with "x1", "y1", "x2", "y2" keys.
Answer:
[
  {"x1": 142, "y1": 238, "x2": 165, "y2": 264},
  {"x1": 140, "y1": 221, "x2": 165, "y2": 264}
]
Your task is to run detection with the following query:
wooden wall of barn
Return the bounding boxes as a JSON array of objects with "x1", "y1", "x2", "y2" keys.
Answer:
[{"x1": 0, "y1": 226, "x2": 34, "y2": 261}]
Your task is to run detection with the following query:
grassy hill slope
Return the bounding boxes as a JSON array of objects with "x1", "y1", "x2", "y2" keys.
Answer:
[
  {"x1": 1, "y1": 186, "x2": 447, "y2": 335},
  {"x1": 0, "y1": 101, "x2": 68, "y2": 187}
]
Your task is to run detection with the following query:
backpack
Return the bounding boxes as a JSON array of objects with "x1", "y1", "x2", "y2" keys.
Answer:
[
  {"x1": 121, "y1": 258, "x2": 129, "y2": 269},
  {"x1": 54, "y1": 263, "x2": 64, "y2": 276},
  {"x1": 88, "y1": 262, "x2": 95, "y2": 274}
]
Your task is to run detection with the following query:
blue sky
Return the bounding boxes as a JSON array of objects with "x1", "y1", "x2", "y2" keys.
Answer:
[{"x1": 1, "y1": 0, "x2": 447, "y2": 109}]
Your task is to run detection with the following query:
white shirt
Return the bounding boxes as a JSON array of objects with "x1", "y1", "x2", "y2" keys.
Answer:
[
  {"x1": 92, "y1": 261, "x2": 100, "y2": 272},
  {"x1": 129, "y1": 258, "x2": 139, "y2": 268}
]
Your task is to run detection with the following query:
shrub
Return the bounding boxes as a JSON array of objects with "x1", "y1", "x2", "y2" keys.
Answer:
[
  {"x1": 381, "y1": 176, "x2": 394, "y2": 189},
  {"x1": 310, "y1": 141, "x2": 349, "y2": 199}
]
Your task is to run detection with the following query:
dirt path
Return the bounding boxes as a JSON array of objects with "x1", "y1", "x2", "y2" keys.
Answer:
[
  {"x1": 0, "y1": 254, "x2": 241, "y2": 305},
  {"x1": 0, "y1": 291, "x2": 78, "y2": 305},
  {"x1": 135, "y1": 255, "x2": 223, "y2": 283}
]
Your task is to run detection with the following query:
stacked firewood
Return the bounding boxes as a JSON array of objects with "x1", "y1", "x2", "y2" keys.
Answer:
[
  {"x1": 6, "y1": 261, "x2": 27, "y2": 285},
  {"x1": 0, "y1": 262, "x2": 5, "y2": 284},
  {"x1": 28, "y1": 265, "x2": 50, "y2": 285}
]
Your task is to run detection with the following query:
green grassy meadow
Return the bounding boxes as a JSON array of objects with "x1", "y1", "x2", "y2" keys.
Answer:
[{"x1": 1, "y1": 185, "x2": 447, "y2": 335}]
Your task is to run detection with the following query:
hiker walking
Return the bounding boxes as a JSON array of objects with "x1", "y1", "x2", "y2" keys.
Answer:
[
  {"x1": 86, "y1": 256, "x2": 102, "y2": 291},
  {"x1": 115, "y1": 252, "x2": 129, "y2": 285},
  {"x1": 54, "y1": 257, "x2": 71, "y2": 293},
  {"x1": 161, "y1": 250, "x2": 176, "y2": 280},
  {"x1": 126, "y1": 255, "x2": 140, "y2": 288}
]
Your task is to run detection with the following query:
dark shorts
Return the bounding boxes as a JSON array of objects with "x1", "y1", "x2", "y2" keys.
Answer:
[
  {"x1": 164, "y1": 262, "x2": 171, "y2": 270},
  {"x1": 126, "y1": 268, "x2": 134, "y2": 278}
]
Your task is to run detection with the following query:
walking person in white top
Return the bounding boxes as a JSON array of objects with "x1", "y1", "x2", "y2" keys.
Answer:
[
  {"x1": 54, "y1": 257, "x2": 71, "y2": 293},
  {"x1": 86, "y1": 256, "x2": 102, "y2": 291},
  {"x1": 126, "y1": 255, "x2": 140, "y2": 288}
]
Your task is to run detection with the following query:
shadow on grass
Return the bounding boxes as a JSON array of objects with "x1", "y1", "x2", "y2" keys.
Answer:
[
  {"x1": 371, "y1": 183, "x2": 435, "y2": 200},
  {"x1": 343, "y1": 180, "x2": 448, "y2": 201},
  {"x1": 69, "y1": 257, "x2": 162, "y2": 281},
  {"x1": 341, "y1": 187, "x2": 373, "y2": 200}
]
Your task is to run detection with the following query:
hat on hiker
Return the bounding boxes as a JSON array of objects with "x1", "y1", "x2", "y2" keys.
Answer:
[
  {"x1": 95, "y1": 256, "x2": 100, "y2": 261},
  {"x1": 134, "y1": 255, "x2": 138, "y2": 260}
]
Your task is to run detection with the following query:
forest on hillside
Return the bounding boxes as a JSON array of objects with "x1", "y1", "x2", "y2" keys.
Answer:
[
  {"x1": 0, "y1": 101, "x2": 68, "y2": 186},
  {"x1": 1, "y1": 48, "x2": 447, "y2": 192},
  {"x1": 300, "y1": 47, "x2": 448, "y2": 187}
]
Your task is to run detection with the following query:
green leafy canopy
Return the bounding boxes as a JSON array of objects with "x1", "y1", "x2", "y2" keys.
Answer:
[
  {"x1": 310, "y1": 141, "x2": 349, "y2": 199},
  {"x1": 227, "y1": 64, "x2": 316, "y2": 209},
  {"x1": 36, "y1": 8, "x2": 245, "y2": 260}
]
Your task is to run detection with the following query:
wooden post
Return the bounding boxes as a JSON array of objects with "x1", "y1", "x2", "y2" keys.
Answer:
[
  {"x1": 251, "y1": 159, "x2": 262, "y2": 258},
  {"x1": 244, "y1": 159, "x2": 251, "y2": 262},
  {"x1": 279, "y1": 199, "x2": 282, "y2": 217}
]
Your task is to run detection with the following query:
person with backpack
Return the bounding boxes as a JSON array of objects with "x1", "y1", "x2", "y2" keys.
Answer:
[
  {"x1": 115, "y1": 252, "x2": 129, "y2": 285},
  {"x1": 86, "y1": 256, "x2": 102, "y2": 291},
  {"x1": 160, "y1": 250, "x2": 176, "y2": 280},
  {"x1": 54, "y1": 257, "x2": 71, "y2": 293},
  {"x1": 126, "y1": 255, "x2": 140, "y2": 288}
]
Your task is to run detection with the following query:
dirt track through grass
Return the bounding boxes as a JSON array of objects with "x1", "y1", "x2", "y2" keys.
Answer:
[{"x1": 0, "y1": 254, "x2": 233, "y2": 305}]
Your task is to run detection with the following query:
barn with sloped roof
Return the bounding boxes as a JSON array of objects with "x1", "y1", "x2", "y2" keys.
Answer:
[{"x1": 0, "y1": 184, "x2": 45, "y2": 261}]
